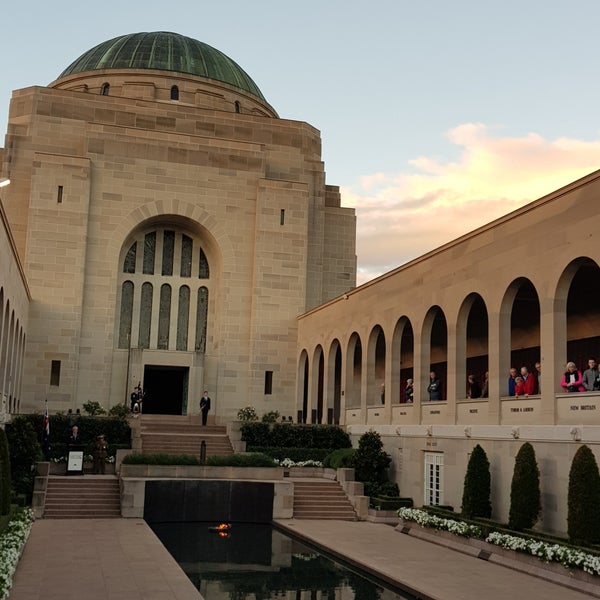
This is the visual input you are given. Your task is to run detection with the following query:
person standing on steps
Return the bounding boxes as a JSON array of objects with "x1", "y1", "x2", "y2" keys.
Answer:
[{"x1": 200, "y1": 390, "x2": 211, "y2": 426}]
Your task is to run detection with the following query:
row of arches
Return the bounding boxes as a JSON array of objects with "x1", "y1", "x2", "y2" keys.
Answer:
[
  {"x1": 297, "y1": 258, "x2": 600, "y2": 424},
  {"x1": 0, "y1": 287, "x2": 26, "y2": 414}
]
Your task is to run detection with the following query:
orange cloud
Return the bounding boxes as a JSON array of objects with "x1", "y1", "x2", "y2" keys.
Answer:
[{"x1": 343, "y1": 124, "x2": 600, "y2": 286}]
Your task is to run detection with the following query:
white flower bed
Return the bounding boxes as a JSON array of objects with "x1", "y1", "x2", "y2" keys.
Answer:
[
  {"x1": 398, "y1": 507, "x2": 600, "y2": 575},
  {"x1": 0, "y1": 508, "x2": 34, "y2": 599},
  {"x1": 486, "y1": 531, "x2": 600, "y2": 575},
  {"x1": 274, "y1": 458, "x2": 323, "y2": 468},
  {"x1": 398, "y1": 507, "x2": 482, "y2": 538}
]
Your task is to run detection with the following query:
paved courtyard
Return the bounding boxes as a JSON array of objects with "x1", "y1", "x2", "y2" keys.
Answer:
[{"x1": 9, "y1": 517, "x2": 597, "y2": 600}]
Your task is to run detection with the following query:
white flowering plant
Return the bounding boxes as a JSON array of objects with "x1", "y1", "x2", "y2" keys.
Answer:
[
  {"x1": 398, "y1": 507, "x2": 482, "y2": 538},
  {"x1": 236, "y1": 406, "x2": 259, "y2": 422},
  {"x1": 486, "y1": 531, "x2": 600, "y2": 575},
  {"x1": 398, "y1": 507, "x2": 600, "y2": 575},
  {"x1": 0, "y1": 508, "x2": 34, "y2": 599},
  {"x1": 274, "y1": 458, "x2": 323, "y2": 468}
]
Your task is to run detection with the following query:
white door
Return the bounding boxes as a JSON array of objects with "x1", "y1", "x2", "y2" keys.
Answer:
[{"x1": 424, "y1": 452, "x2": 444, "y2": 506}]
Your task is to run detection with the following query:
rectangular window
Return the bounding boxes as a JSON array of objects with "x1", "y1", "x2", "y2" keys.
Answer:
[
  {"x1": 264, "y1": 371, "x2": 273, "y2": 395},
  {"x1": 57, "y1": 186, "x2": 63, "y2": 203},
  {"x1": 424, "y1": 452, "x2": 444, "y2": 506},
  {"x1": 50, "y1": 360, "x2": 61, "y2": 386},
  {"x1": 280, "y1": 209, "x2": 285, "y2": 225}
]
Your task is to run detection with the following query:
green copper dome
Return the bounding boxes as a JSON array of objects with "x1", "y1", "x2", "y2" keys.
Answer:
[{"x1": 58, "y1": 31, "x2": 265, "y2": 100}]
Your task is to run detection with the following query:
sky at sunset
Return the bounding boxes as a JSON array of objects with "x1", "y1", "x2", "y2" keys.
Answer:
[{"x1": 2, "y1": 1, "x2": 600, "y2": 285}]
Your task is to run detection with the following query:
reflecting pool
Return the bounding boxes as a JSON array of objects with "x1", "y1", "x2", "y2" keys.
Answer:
[{"x1": 150, "y1": 522, "x2": 417, "y2": 600}]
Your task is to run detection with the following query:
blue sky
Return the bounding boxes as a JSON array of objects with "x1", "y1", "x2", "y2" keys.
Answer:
[{"x1": 2, "y1": 1, "x2": 600, "y2": 283}]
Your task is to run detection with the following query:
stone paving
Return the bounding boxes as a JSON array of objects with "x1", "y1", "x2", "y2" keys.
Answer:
[
  {"x1": 9, "y1": 517, "x2": 598, "y2": 600},
  {"x1": 9, "y1": 519, "x2": 201, "y2": 600}
]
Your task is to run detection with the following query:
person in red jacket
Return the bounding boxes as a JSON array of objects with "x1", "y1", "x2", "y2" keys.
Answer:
[{"x1": 520, "y1": 366, "x2": 538, "y2": 396}]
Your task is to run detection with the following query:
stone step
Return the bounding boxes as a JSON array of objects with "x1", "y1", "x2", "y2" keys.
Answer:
[
  {"x1": 44, "y1": 476, "x2": 121, "y2": 519},
  {"x1": 44, "y1": 510, "x2": 120, "y2": 519},
  {"x1": 291, "y1": 480, "x2": 357, "y2": 520},
  {"x1": 141, "y1": 425, "x2": 227, "y2": 434}
]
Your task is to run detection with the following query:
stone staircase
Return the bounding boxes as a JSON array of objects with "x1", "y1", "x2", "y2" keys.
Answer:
[
  {"x1": 293, "y1": 479, "x2": 357, "y2": 520},
  {"x1": 44, "y1": 476, "x2": 121, "y2": 519},
  {"x1": 139, "y1": 414, "x2": 233, "y2": 458}
]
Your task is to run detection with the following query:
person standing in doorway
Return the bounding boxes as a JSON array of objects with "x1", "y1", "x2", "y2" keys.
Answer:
[{"x1": 200, "y1": 390, "x2": 211, "y2": 426}]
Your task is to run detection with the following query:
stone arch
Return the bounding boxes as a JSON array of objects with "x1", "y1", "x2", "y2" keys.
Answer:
[
  {"x1": 554, "y1": 257, "x2": 600, "y2": 376},
  {"x1": 422, "y1": 306, "x2": 447, "y2": 401},
  {"x1": 297, "y1": 349, "x2": 309, "y2": 424},
  {"x1": 326, "y1": 338, "x2": 342, "y2": 424},
  {"x1": 345, "y1": 332, "x2": 362, "y2": 409},
  {"x1": 367, "y1": 325, "x2": 385, "y2": 406},
  {"x1": 392, "y1": 316, "x2": 414, "y2": 404},
  {"x1": 500, "y1": 277, "x2": 540, "y2": 395},
  {"x1": 456, "y1": 293, "x2": 489, "y2": 399},
  {"x1": 308, "y1": 345, "x2": 325, "y2": 423}
]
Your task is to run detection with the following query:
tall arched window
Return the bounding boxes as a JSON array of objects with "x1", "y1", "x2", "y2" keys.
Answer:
[
  {"x1": 171, "y1": 85, "x2": 179, "y2": 100},
  {"x1": 118, "y1": 281, "x2": 134, "y2": 348},
  {"x1": 117, "y1": 229, "x2": 212, "y2": 352},
  {"x1": 101, "y1": 83, "x2": 110, "y2": 96},
  {"x1": 195, "y1": 287, "x2": 209, "y2": 352}
]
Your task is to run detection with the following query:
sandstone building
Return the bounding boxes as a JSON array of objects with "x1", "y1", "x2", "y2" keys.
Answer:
[
  {"x1": 2, "y1": 31, "x2": 600, "y2": 535},
  {"x1": 0, "y1": 31, "x2": 356, "y2": 418}
]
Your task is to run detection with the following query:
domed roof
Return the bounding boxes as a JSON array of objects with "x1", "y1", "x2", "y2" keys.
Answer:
[{"x1": 58, "y1": 31, "x2": 265, "y2": 100}]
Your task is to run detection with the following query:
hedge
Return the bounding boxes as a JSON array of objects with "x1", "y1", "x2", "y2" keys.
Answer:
[{"x1": 240, "y1": 423, "x2": 351, "y2": 449}]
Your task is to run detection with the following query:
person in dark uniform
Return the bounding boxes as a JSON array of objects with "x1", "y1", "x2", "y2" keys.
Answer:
[
  {"x1": 200, "y1": 390, "x2": 211, "y2": 426},
  {"x1": 93, "y1": 434, "x2": 108, "y2": 474}
]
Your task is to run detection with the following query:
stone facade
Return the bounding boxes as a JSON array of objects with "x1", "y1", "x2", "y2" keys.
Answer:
[
  {"x1": 0, "y1": 35, "x2": 356, "y2": 419},
  {"x1": 296, "y1": 170, "x2": 600, "y2": 534}
]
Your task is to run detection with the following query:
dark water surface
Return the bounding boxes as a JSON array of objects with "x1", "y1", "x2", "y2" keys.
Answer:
[{"x1": 150, "y1": 522, "x2": 417, "y2": 600}]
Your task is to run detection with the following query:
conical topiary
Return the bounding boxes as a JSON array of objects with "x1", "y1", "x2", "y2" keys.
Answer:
[
  {"x1": 508, "y1": 442, "x2": 540, "y2": 531},
  {"x1": 461, "y1": 444, "x2": 491, "y2": 519},
  {"x1": 568, "y1": 444, "x2": 600, "y2": 545}
]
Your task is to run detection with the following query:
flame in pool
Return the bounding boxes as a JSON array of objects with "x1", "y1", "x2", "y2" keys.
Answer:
[{"x1": 209, "y1": 523, "x2": 232, "y2": 537}]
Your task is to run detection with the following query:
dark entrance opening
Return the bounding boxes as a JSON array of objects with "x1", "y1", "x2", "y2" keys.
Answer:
[{"x1": 143, "y1": 365, "x2": 188, "y2": 415}]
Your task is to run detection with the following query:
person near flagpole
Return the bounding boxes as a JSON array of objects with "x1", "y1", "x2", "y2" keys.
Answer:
[{"x1": 42, "y1": 402, "x2": 51, "y2": 461}]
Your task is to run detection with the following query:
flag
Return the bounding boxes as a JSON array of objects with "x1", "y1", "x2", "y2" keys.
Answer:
[{"x1": 42, "y1": 402, "x2": 51, "y2": 461}]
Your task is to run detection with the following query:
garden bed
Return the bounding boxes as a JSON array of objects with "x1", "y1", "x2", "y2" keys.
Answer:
[{"x1": 398, "y1": 514, "x2": 600, "y2": 597}]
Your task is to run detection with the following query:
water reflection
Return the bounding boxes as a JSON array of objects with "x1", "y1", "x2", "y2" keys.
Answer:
[{"x1": 151, "y1": 522, "x2": 415, "y2": 600}]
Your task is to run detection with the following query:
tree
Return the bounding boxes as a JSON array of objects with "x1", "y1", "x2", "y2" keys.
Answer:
[
  {"x1": 568, "y1": 444, "x2": 600, "y2": 545},
  {"x1": 461, "y1": 444, "x2": 491, "y2": 519},
  {"x1": 508, "y1": 442, "x2": 541, "y2": 531},
  {"x1": 5, "y1": 416, "x2": 42, "y2": 502},
  {"x1": 352, "y1": 430, "x2": 391, "y2": 492},
  {"x1": 0, "y1": 428, "x2": 11, "y2": 514}
]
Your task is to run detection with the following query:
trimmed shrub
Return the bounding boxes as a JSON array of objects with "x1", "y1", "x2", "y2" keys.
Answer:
[
  {"x1": 5, "y1": 416, "x2": 41, "y2": 502},
  {"x1": 240, "y1": 423, "x2": 351, "y2": 449},
  {"x1": 122, "y1": 453, "x2": 200, "y2": 465},
  {"x1": 122, "y1": 452, "x2": 277, "y2": 467},
  {"x1": 352, "y1": 430, "x2": 391, "y2": 485},
  {"x1": 461, "y1": 444, "x2": 492, "y2": 519},
  {"x1": 0, "y1": 429, "x2": 11, "y2": 515},
  {"x1": 17, "y1": 414, "x2": 131, "y2": 460},
  {"x1": 205, "y1": 453, "x2": 277, "y2": 467},
  {"x1": 240, "y1": 422, "x2": 270, "y2": 447},
  {"x1": 568, "y1": 444, "x2": 600, "y2": 545},
  {"x1": 371, "y1": 496, "x2": 413, "y2": 510},
  {"x1": 508, "y1": 442, "x2": 541, "y2": 531},
  {"x1": 323, "y1": 448, "x2": 356, "y2": 469}
]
